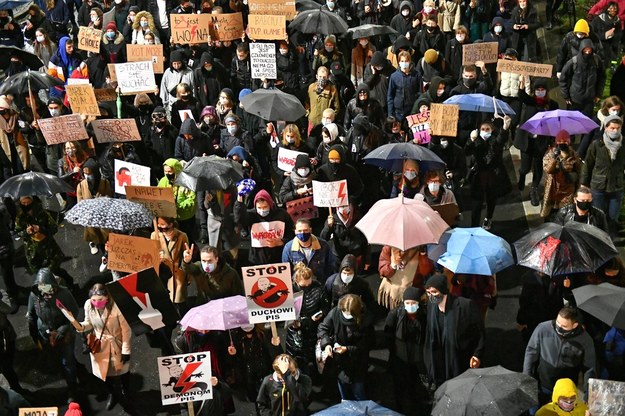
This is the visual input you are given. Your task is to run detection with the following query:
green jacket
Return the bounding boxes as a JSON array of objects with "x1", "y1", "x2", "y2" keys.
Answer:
[{"x1": 158, "y1": 158, "x2": 197, "y2": 221}]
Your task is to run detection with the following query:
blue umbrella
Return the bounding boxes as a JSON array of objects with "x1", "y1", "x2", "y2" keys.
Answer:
[
  {"x1": 363, "y1": 142, "x2": 446, "y2": 172},
  {"x1": 313, "y1": 400, "x2": 403, "y2": 415},
  {"x1": 428, "y1": 227, "x2": 514, "y2": 276},
  {"x1": 0, "y1": 0, "x2": 30, "y2": 11},
  {"x1": 443, "y1": 93, "x2": 516, "y2": 116}
]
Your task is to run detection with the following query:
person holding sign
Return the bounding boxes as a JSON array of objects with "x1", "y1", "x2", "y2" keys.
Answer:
[
  {"x1": 280, "y1": 154, "x2": 317, "y2": 205},
  {"x1": 160, "y1": 50, "x2": 196, "y2": 115},
  {"x1": 271, "y1": 125, "x2": 313, "y2": 194},
  {"x1": 316, "y1": 145, "x2": 364, "y2": 203},
  {"x1": 76, "y1": 159, "x2": 113, "y2": 256},
  {"x1": 58, "y1": 141, "x2": 89, "y2": 210}
]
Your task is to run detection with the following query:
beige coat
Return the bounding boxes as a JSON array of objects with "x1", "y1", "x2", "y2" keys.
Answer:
[
  {"x1": 0, "y1": 129, "x2": 29, "y2": 172},
  {"x1": 76, "y1": 179, "x2": 113, "y2": 244},
  {"x1": 439, "y1": 0, "x2": 461, "y2": 33},
  {"x1": 151, "y1": 229, "x2": 190, "y2": 304},
  {"x1": 79, "y1": 302, "x2": 131, "y2": 381}
]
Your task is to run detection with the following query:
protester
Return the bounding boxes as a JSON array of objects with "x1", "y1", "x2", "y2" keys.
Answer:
[{"x1": 256, "y1": 354, "x2": 312, "y2": 416}]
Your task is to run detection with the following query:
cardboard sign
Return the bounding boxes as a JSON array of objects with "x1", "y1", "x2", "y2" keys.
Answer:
[
  {"x1": 66, "y1": 84, "x2": 101, "y2": 116},
  {"x1": 429, "y1": 103, "x2": 459, "y2": 137},
  {"x1": 170, "y1": 14, "x2": 211, "y2": 45},
  {"x1": 496, "y1": 59, "x2": 553, "y2": 78},
  {"x1": 115, "y1": 61, "x2": 157, "y2": 95},
  {"x1": 91, "y1": 119, "x2": 142, "y2": 143},
  {"x1": 312, "y1": 180, "x2": 348, "y2": 207},
  {"x1": 37, "y1": 114, "x2": 88, "y2": 145},
  {"x1": 106, "y1": 268, "x2": 179, "y2": 335},
  {"x1": 406, "y1": 112, "x2": 431, "y2": 144},
  {"x1": 114, "y1": 159, "x2": 151, "y2": 195},
  {"x1": 242, "y1": 262, "x2": 295, "y2": 324},
  {"x1": 277, "y1": 147, "x2": 307, "y2": 172},
  {"x1": 19, "y1": 408, "x2": 58, "y2": 416},
  {"x1": 588, "y1": 378, "x2": 625, "y2": 415},
  {"x1": 462, "y1": 42, "x2": 499, "y2": 65},
  {"x1": 250, "y1": 42, "x2": 277, "y2": 79},
  {"x1": 178, "y1": 109, "x2": 195, "y2": 122},
  {"x1": 210, "y1": 13, "x2": 244, "y2": 41},
  {"x1": 247, "y1": 14, "x2": 286, "y2": 40},
  {"x1": 250, "y1": 221, "x2": 285, "y2": 248},
  {"x1": 431, "y1": 203, "x2": 460, "y2": 226},
  {"x1": 77, "y1": 26, "x2": 102, "y2": 53},
  {"x1": 108, "y1": 233, "x2": 160, "y2": 274},
  {"x1": 126, "y1": 44, "x2": 164, "y2": 73},
  {"x1": 126, "y1": 186, "x2": 177, "y2": 218},
  {"x1": 158, "y1": 352, "x2": 213, "y2": 405},
  {"x1": 285, "y1": 195, "x2": 318, "y2": 222},
  {"x1": 94, "y1": 88, "x2": 117, "y2": 102},
  {"x1": 248, "y1": 0, "x2": 296, "y2": 19},
  {"x1": 67, "y1": 78, "x2": 90, "y2": 85}
]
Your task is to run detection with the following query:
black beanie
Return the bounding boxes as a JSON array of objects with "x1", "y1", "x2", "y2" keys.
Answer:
[
  {"x1": 403, "y1": 287, "x2": 422, "y2": 302},
  {"x1": 425, "y1": 273, "x2": 449, "y2": 294},
  {"x1": 294, "y1": 154, "x2": 310, "y2": 169}
]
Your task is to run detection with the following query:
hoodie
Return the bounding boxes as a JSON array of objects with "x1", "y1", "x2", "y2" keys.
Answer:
[
  {"x1": 559, "y1": 38, "x2": 605, "y2": 104},
  {"x1": 317, "y1": 145, "x2": 364, "y2": 201},
  {"x1": 175, "y1": 118, "x2": 213, "y2": 161},
  {"x1": 157, "y1": 158, "x2": 197, "y2": 221},
  {"x1": 535, "y1": 378, "x2": 588, "y2": 416},
  {"x1": 390, "y1": 3, "x2": 416, "y2": 45}
]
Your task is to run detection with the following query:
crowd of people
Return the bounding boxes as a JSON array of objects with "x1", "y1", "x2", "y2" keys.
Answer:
[{"x1": 0, "y1": 0, "x2": 625, "y2": 414}]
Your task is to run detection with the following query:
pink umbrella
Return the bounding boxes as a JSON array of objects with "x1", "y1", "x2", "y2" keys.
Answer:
[
  {"x1": 180, "y1": 295, "x2": 249, "y2": 331},
  {"x1": 355, "y1": 197, "x2": 449, "y2": 251}
]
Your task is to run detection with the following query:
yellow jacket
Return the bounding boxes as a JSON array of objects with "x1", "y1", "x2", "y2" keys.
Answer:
[{"x1": 536, "y1": 378, "x2": 588, "y2": 416}]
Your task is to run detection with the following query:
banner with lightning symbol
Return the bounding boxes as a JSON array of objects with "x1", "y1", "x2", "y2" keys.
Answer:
[
  {"x1": 312, "y1": 179, "x2": 349, "y2": 207},
  {"x1": 158, "y1": 352, "x2": 213, "y2": 405}
]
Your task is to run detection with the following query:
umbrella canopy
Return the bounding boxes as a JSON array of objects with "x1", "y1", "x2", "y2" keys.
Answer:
[
  {"x1": 0, "y1": 171, "x2": 74, "y2": 199},
  {"x1": 443, "y1": 93, "x2": 516, "y2": 115},
  {"x1": 520, "y1": 109, "x2": 599, "y2": 136},
  {"x1": 432, "y1": 366, "x2": 538, "y2": 416},
  {"x1": 0, "y1": 46, "x2": 44, "y2": 71},
  {"x1": 288, "y1": 8, "x2": 349, "y2": 34},
  {"x1": 429, "y1": 227, "x2": 514, "y2": 276},
  {"x1": 174, "y1": 155, "x2": 244, "y2": 192},
  {"x1": 573, "y1": 283, "x2": 625, "y2": 330},
  {"x1": 363, "y1": 142, "x2": 446, "y2": 172},
  {"x1": 346, "y1": 24, "x2": 398, "y2": 38},
  {"x1": 312, "y1": 400, "x2": 403, "y2": 415},
  {"x1": 0, "y1": 0, "x2": 31, "y2": 10},
  {"x1": 296, "y1": 0, "x2": 321, "y2": 11},
  {"x1": 64, "y1": 197, "x2": 153, "y2": 231},
  {"x1": 355, "y1": 197, "x2": 449, "y2": 251},
  {"x1": 180, "y1": 295, "x2": 249, "y2": 331},
  {"x1": 513, "y1": 222, "x2": 618, "y2": 277},
  {"x1": 0, "y1": 70, "x2": 64, "y2": 96},
  {"x1": 240, "y1": 89, "x2": 306, "y2": 122}
]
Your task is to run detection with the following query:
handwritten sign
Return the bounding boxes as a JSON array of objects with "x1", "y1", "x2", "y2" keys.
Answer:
[
  {"x1": 429, "y1": 103, "x2": 459, "y2": 137},
  {"x1": 242, "y1": 262, "x2": 295, "y2": 324},
  {"x1": 115, "y1": 61, "x2": 157, "y2": 95},
  {"x1": 250, "y1": 42, "x2": 277, "y2": 79},
  {"x1": 406, "y1": 111, "x2": 431, "y2": 144},
  {"x1": 126, "y1": 186, "x2": 177, "y2": 218},
  {"x1": 251, "y1": 221, "x2": 285, "y2": 248},
  {"x1": 66, "y1": 84, "x2": 101, "y2": 116},
  {"x1": 77, "y1": 26, "x2": 102, "y2": 53},
  {"x1": 248, "y1": 0, "x2": 296, "y2": 19},
  {"x1": 108, "y1": 233, "x2": 160, "y2": 274},
  {"x1": 114, "y1": 159, "x2": 151, "y2": 195},
  {"x1": 94, "y1": 88, "x2": 117, "y2": 102},
  {"x1": 496, "y1": 59, "x2": 553, "y2": 78},
  {"x1": 462, "y1": 42, "x2": 499, "y2": 65},
  {"x1": 170, "y1": 14, "x2": 211, "y2": 45},
  {"x1": 126, "y1": 44, "x2": 164, "y2": 73},
  {"x1": 91, "y1": 119, "x2": 141, "y2": 143},
  {"x1": 589, "y1": 378, "x2": 625, "y2": 416},
  {"x1": 38, "y1": 114, "x2": 88, "y2": 145},
  {"x1": 19, "y1": 408, "x2": 58, "y2": 416},
  {"x1": 277, "y1": 147, "x2": 307, "y2": 172},
  {"x1": 313, "y1": 179, "x2": 348, "y2": 207},
  {"x1": 248, "y1": 14, "x2": 286, "y2": 40},
  {"x1": 158, "y1": 352, "x2": 213, "y2": 405},
  {"x1": 210, "y1": 13, "x2": 244, "y2": 41}
]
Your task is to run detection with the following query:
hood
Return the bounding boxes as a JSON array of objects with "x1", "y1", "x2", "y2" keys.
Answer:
[
  {"x1": 227, "y1": 145, "x2": 249, "y2": 161},
  {"x1": 393, "y1": 35, "x2": 412, "y2": 54},
  {"x1": 428, "y1": 75, "x2": 445, "y2": 97},
  {"x1": 415, "y1": 96, "x2": 431, "y2": 111},
  {"x1": 356, "y1": 83, "x2": 370, "y2": 96},
  {"x1": 329, "y1": 144, "x2": 346, "y2": 164},
  {"x1": 579, "y1": 38, "x2": 594, "y2": 54},
  {"x1": 352, "y1": 114, "x2": 371, "y2": 134},
  {"x1": 179, "y1": 118, "x2": 200, "y2": 138},
  {"x1": 490, "y1": 16, "x2": 505, "y2": 30},
  {"x1": 340, "y1": 254, "x2": 356, "y2": 271},
  {"x1": 200, "y1": 52, "x2": 214, "y2": 66},
  {"x1": 83, "y1": 158, "x2": 101, "y2": 180},
  {"x1": 399, "y1": 0, "x2": 414, "y2": 14},
  {"x1": 163, "y1": 158, "x2": 183, "y2": 174},
  {"x1": 253, "y1": 189, "x2": 274, "y2": 210},
  {"x1": 132, "y1": 10, "x2": 156, "y2": 32},
  {"x1": 551, "y1": 378, "x2": 577, "y2": 403},
  {"x1": 324, "y1": 123, "x2": 339, "y2": 141},
  {"x1": 32, "y1": 267, "x2": 57, "y2": 289}
]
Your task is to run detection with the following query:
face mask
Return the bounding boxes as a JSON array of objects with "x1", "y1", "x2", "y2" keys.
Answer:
[
  {"x1": 424, "y1": 6, "x2": 433, "y2": 13},
  {"x1": 436, "y1": 88, "x2": 445, "y2": 97},
  {"x1": 286, "y1": 135, "x2": 295, "y2": 144},
  {"x1": 428, "y1": 293, "x2": 444, "y2": 304},
  {"x1": 402, "y1": 9, "x2": 410, "y2": 16},
  {"x1": 325, "y1": 45, "x2": 334, "y2": 52},
  {"x1": 399, "y1": 61, "x2": 410, "y2": 70},
  {"x1": 329, "y1": 162, "x2": 340, "y2": 173},
  {"x1": 322, "y1": 135, "x2": 331, "y2": 144},
  {"x1": 404, "y1": 303, "x2": 418, "y2": 314},
  {"x1": 297, "y1": 168, "x2": 309, "y2": 177},
  {"x1": 241, "y1": 325, "x2": 254, "y2": 332},
  {"x1": 166, "y1": 173, "x2": 175, "y2": 181},
  {"x1": 440, "y1": 140, "x2": 449, "y2": 149},
  {"x1": 404, "y1": 170, "x2": 417, "y2": 181},
  {"x1": 576, "y1": 33, "x2": 585, "y2": 39},
  {"x1": 66, "y1": 149, "x2": 75, "y2": 157},
  {"x1": 38, "y1": 283, "x2": 54, "y2": 296},
  {"x1": 36, "y1": 35, "x2": 45, "y2": 43},
  {"x1": 340, "y1": 272, "x2": 354, "y2": 284},
  {"x1": 609, "y1": 110, "x2": 620, "y2": 116},
  {"x1": 227, "y1": 125, "x2": 238, "y2": 135},
  {"x1": 106, "y1": 31, "x2": 115, "y2": 39},
  {"x1": 463, "y1": 77, "x2": 476, "y2": 87},
  {"x1": 535, "y1": 90, "x2": 546, "y2": 98},
  {"x1": 608, "y1": 130, "x2": 621, "y2": 140},
  {"x1": 201, "y1": 261, "x2": 216, "y2": 273},
  {"x1": 21, "y1": 203, "x2": 32, "y2": 212},
  {"x1": 557, "y1": 399, "x2": 575, "y2": 412},
  {"x1": 554, "y1": 322, "x2": 576, "y2": 338},
  {"x1": 85, "y1": 174, "x2": 94, "y2": 182},
  {"x1": 558, "y1": 143, "x2": 568, "y2": 151},
  {"x1": 341, "y1": 311, "x2": 353, "y2": 320},
  {"x1": 280, "y1": 48, "x2": 288, "y2": 55},
  {"x1": 494, "y1": 25, "x2": 503, "y2": 34},
  {"x1": 428, "y1": 182, "x2": 440, "y2": 193},
  {"x1": 480, "y1": 131, "x2": 492, "y2": 140},
  {"x1": 157, "y1": 226, "x2": 171, "y2": 233},
  {"x1": 91, "y1": 299, "x2": 108, "y2": 309},
  {"x1": 257, "y1": 208, "x2": 270, "y2": 217},
  {"x1": 49, "y1": 108, "x2": 61, "y2": 117},
  {"x1": 140, "y1": 20, "x2": 148, "y2": 28},
  {"x1": 576, "y1": 200, "x2": 592, "y2": 211},
  {"x1": 91, "y1": 15, "x2": 98, "y2": 23},
  {"x1": 327, "y1": 1, "x2": 335, "y2": 8},
  {"x1": 359, "y1": 40, "x2": 369, "y2": 47},
  {"x1": 317, "y1": 78, "x2": 329, "y2": 88},
  {"x1": 519, "y1": 3, "x2": 526, "y2": 8},
  {"x1": 114, "y1": 0, "x2": 122, "y2": 4},
  {"x1": 455, "y1": 35, "x2": 466, "y2": 44},
  {"x1": 296, "y1": 232, "x2": 311, "y2": 242}
]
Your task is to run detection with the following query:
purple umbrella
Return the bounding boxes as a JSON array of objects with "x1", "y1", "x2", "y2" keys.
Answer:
[
  {"x1": 180, "y1": 295, "x2": 249, "y2": 331},
  {"x1": 520, "y1": 109, "x2": 599, "y2": 136}
]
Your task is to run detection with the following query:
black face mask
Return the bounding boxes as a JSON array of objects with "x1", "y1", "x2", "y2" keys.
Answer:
[
  {"x1": 166, "y1": 173, "x2": 175, "y2": 181},
  {"x1": 21, "y1": 203, "x2": 32, "y2": 212},
  {"x1": 554, "y1": 321, "x2": 580, "y2": 338},
  {"x1": 558, "y1": 143, "x2": 568, "y2": 151},
  {"x1": 463, "y1": 77, "x2": 476, "y2": 87},
  {"x1": 329, "y1": 162, "x2": 340, "y2": 173},
  {"x1": 139, "y1": 104, "x2": 152, "y2": 113},
  {"x1": 576, "y1": 200, "x2": 592, "y2": 211}
]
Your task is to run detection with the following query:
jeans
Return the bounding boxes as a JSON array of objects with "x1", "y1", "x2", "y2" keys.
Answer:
[
  {"x1": 591, "y1": 190, "x2": 624, "y2": 223},
  {"x1": 337, "y1": 380, "x2": 366, "y2": 401}
]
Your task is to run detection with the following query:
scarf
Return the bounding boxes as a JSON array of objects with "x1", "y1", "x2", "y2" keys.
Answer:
[
  {"x1": 603, "y1": 131, "x2": 622, "y2": 161},
  {"x1": 289, "y1": 169, "x2": 316, "y2": 187},
  {"x1": 0, "y1": 112, "x2": 16, "y2": 134}
]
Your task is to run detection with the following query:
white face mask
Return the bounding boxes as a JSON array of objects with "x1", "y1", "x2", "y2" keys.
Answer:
[
  {"x1": 201, "y1": 261, "x2": 215, "y2": 273},
  {"x1": 257, "y1": 207, "x2": 270, "y2": 217},
  {"x1": 494, "y1": 25, "x2": 503, "y2": 34},
  {"x1": 227, "y1": 125, "x2": 237, "y2": 135},
  {"x1": 285, "y1": 135, "x2": 295, "y2": 144},
  {"x1": 322, "y1": 135, "x2": 331, "y2": 144},
  {"x1": 114, "y1": 0, "x2": 122, "y2": 4},
  {"x1": 338, "y1": 206, "x2": 350, "y2": 216},
  {"x1": 576, "y1": 33, "x2": 585, "y2": 39},
  {"x1": 609, "y1": 110, "x2": 620, "y2": 116},
  {"x1": 297, "y1": 168, "x2": 309, "y2": 177},
  {"x1": 401, "y1": 9, "x2": 410, "y2": 16},
  {"x1": 322, "y1": 118, "x2": 332, "y2": 126},
  {"x1": 341, "y1": 311, "x2": 353, "y2": 320},
  {"x1": 359, "y1": 40, "x2": 369, "y2": 47},
  {"x1": 340, "y1": 272, "x2": 354, "y2": 284},
  {"x1": 424, "y1": 6, "x2": 433, "y2": 13},
  {"x1": 91, "y1": 15, "x2": 98, "y2": 23},
  {"x1": 404, "y1": 170, "x2": 417, "y2": 181},
  {"x1": 36, "y1": 35, "x2": 45, "y2": 43},
  {"x1": 437, "y1": 88, "x2": 445, "y2": 97},
  {"x1": 440, "y1": 140, "x2": 449, "y2": 149},
  {"x1": 49, "y1": 108, "x2": 61, "y2": 117},
  {"x1": 279, "y1": 48, "x2": 288, "y2": 55},
  {"x1": 428, "y1": 182, "x2": 440, "y2": 193},
  {"x1": 456, "y1": 34, "x2": 465, "y2": 42}
]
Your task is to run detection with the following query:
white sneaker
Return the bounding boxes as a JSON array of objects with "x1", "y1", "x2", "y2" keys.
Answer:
[
  {"x1": 89, "y1": 242, "x2": 98, "y2": 255},
  {"x1": 99, "y1": 257, "x2": 108, "y2": 273}
]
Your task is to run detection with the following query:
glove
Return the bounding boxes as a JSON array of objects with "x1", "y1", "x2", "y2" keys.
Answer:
[
  {"x1": 121, "y1": 354, "x2": 130, "y2": 363},
  {"x1": 556, "y1": 72, "x2": 561, "y2": 79},
  {"x1": 503, "y1": 115, "x2": 511, "y2": 131},
  {"x1": 489, "y1": 296, "x2": 498, "y2": 310},
  {"x1": 470, "y1": 129, "x2": 478, "y2": 141}
]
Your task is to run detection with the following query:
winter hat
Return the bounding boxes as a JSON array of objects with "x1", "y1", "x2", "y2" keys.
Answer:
[
  {"x1": 227, "y1": 145, "x2": 248, "y2": 161},
  {"x1": 294, "y1": 154, "x2": 310, "y2": 169},
  {"x1": 370, "y1": 51, "x2": 386, "y2": 67},
  {"x1": 330, "y1": 60, "x2": 344, "y2": 75},
  {"x1": 423, "y1": 49, "x2": 438, "y2": 64},
  {"x1": 254, "y1": 189, "x2": 274, "y2": 210},
  {"x1": 604, "y1": 114, "x2": 623, "y2": 127},
  {"x1": 532, "y1": 78, "x2": 549, "y2": 90},
  {"x1": 224, "y1": 112, "x2": 239, "y2": 124},
  {"x1": 129, "y1": 5, "x2": 140, "y2": 12},
  {"x1": 200, "y1": 52, "x2": 214, "y2": 66},
  {"x1": 403, "y1": 286, "x2": 422, "y2": 302},
  {"x1": 170, "y1": 49, "x2": 186, "y2": 63},
  {"x1": 324, "y1": 34, "x2": 336, "y2": 45},
  {"x1": 200, "y1": 106, "x2": 216, "y2": 118},
  {"x1": 573, "y1": 19, "x2": 590, "y2": 35},
  {"x1": 221, "y1": 88, "x2": 234, "y2": 100},
  {"x1": 504, "y1": 48, "x2": 518, "y2": 57},
  {"x1": 328, "y1": 149, "x2": 341, "y2": 161},
  {"x1": 106, "y1": 21, "x2": 117, "y2": 32},
  {"x1": 425, "y1": 273, "x2": 449, "y2": 294},
  {"x1": 239, "y1": 88, "x2": 252, "y2": 101},
  {"x1": 48, "y1": 96, "x2": 63, "y2": 107},
  {"x1": 65, "y1": 402, "x2": 83, "y2": 416},
  {"x1": 324, "y1": 122, "x2": 338, "y2": 141},
  {"x1": 555, "y1": 130, "x2": 571, "y2": 144}
]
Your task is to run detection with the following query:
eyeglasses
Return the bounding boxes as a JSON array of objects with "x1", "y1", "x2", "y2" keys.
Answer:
[
  {"x1": 88, "y1": 289, "x2": 107, "y2": 297},
  {"x1": 151, "y1": 113, "x2": 166, "y2": 120}
]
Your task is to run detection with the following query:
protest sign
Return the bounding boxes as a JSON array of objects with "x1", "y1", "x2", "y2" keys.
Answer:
[
  {"x1": 158, "y1": 352, "x2": 213, "y2": 405},
  {"x1": 114, "y1": 159, "x2": 151, "y2": 195},
  {"x1": 312, "y1": 180, "x2": 348, "y2": 207},
  {"x1": 19, "y1": 408, "x2": 58, "y2": 416},
  {"x1": 66, "y1": 78, "x2": 90, "y2": 85},
  {"x1": 115, "y1": 61, "x2": 157, "y2": 95},
  {"x1": 277, "y1": 147, "x2": 307, "y2": 172},
  {"x1": 106, "y1": 268, "x2": 179, "y2": 335},
  {"x1": 126, "y1": 44, "x2": 164, "y2": 73},
  {"x1": 248, "y1": 0, "x2": 296, "y2": 19},
  {"x1": 66, "y1": 84, "x2": 100, "y2": 116},
  {"x1": 94, "y1": 88, "x2": 117, "y2": 102},
  {"x1": 91, "y1": 119, "x2": 142, "y2": 143},
  {"x1": 77, "y1": 26, "x2": 102, "y2": 53},
  {"x1": 126, "y1": 186, "x2": 177, "y2": 218},
  {"x1": 285, "y1": 196, "x2": 318, "y2": 223},
  {"x1": 250, "y1": 42, "x2": 277, "y2": 79},
  {"x1": 242, "y1": 262, "x2": 295, "y2": 324},
  {"x1": 588, "y1": 378, "x2": 625, "y2": 416},
  {"x1": 178, "y1": 109, "x2": 194, "y2": 122},
  {"x1": 250, "y1": 221, "x2": 285, "y2": 248},
  {"x1": 170, "y1": 14, "x2": 211, "y2": 45},
  {"x1": 432, "y1": 203, "x2": 460, "y2": 226},
  {"x1": 462, "y1": 42, "x2": 499, "y2": 65},
  {"x1": 37, "y1": 114, "x2": 88, "y2": 145},
  {"x1": 429, "y1": 103, "x2": 459, "y2": 137},
  {"x1": 108, "y1": 233, "x2": 160, "y2": 274},
  {"x1": 496, "y1": 59, "x2": 553, "y2": 78},
  {"x1": 406, "y1": 112, "x2": 431, "y2": 144},
  {"x1": 210, "y1": 13, "x2": 244, "y2": 41},
  {"x1": 247, "y1": 14, "x2": 286, "y2": 40}
]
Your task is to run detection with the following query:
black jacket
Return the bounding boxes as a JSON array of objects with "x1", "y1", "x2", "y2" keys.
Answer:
[
  {"x1": 256, "y1": 371, "x2": 312, "y2": 416},
  {"x1": 384, "y1": 304, "x2": 427, "y2": 366},
  {"x1": 553, "y1": 203, "x2": 609, "y2": 232},
  {"x1": 581, "y1": 135, "x2": 625, "y2": 193},
  {"x1": 559, "y1": 41, "x2": 606, "y2": 104},
  {"x1": 148, "y1": 123, "x2": 177, "y2": 168}
]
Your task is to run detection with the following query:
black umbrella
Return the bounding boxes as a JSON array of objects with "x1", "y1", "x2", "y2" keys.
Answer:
[
  {"x1": 573, "y1": 283, "x2": 625, "y2": 330},
  {"x1": 174, "y1": 156, "x2": 244, "y2": 192},
  {"x1": 0, "y1": 171, "x2": 74, "y2": 199},
  {"x1": 288, "y1": 9, "x2": 349, "y2": 35},
  {"x1": 363, "y1": 142, "x2": 446, "y2": 172},
  {"x1": 513, "y1": 221, "x2": 618, "y2": 276},
  {"x1": 0, "y1": 46, "x2": 44, "y2": 71},
  {"x1": 240, "y1": 89, "x2": 306, "y2": 122},
  {"x1": 0, "y1": 70, "x2": 64, "y2": 96},
  {"x1": 346, "y1": 24, "x2": 398, "y2": 39},
  {"x1": 295, "y1": 0, "x2": 321, "y2": 11}
]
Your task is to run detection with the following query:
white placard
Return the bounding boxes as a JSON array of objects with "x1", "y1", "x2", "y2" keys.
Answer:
[
  {"x1": 249, "y1": 42, "x2": 277, "y2": 79},
  {"x1": 277, "y1": 147, "x2": 307, "y2": 172},
  {"x1": 113, "y1": 159, "x2": 151, "y2": 195},
  {"x1": 157, "y1": 352, "x2": 213, "y2": 405},
  {"x1": 312, "y1": 179, "x2": 348, "y2": 207},
  {"x1": 242, "y1": 262, "x2": 295, "y2": 324},
  {"x1": 115, "y1": 61, "x2": 157, "y2": 94},
  {"x1": 250, "y1": 221, "x2": 285, "y2": 248}
]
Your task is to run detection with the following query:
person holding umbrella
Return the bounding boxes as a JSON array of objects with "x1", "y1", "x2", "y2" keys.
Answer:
[
  {"x1": 0, "y1": 9, "x2": 24, "y2": 48},
  {"x1": 158, "y1": 158, "x2": 197, "y2": 241},
  {"x1": 76, "y1": 158, "x2": 112, "y2": 256},
  {"x1": 378, "y1": 245, "x2": 433, "y2": 309},
  {"x1": 390, "y1": 159, "x2": 421, "y2": 198}
]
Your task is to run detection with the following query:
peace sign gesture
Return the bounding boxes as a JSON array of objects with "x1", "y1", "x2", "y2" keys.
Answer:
[{"x1": 183, "y1": 243, "x2": 194, "y2": 264}]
